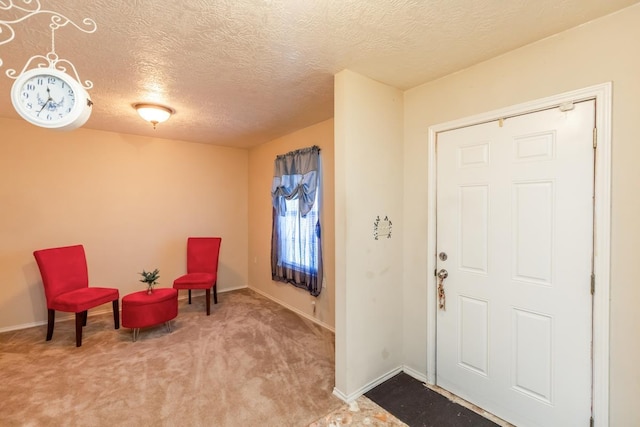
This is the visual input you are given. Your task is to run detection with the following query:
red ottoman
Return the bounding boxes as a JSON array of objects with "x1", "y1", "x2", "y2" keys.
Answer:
[{"x1": 122, "y1": 288, "x2": 178, "y2": 341}]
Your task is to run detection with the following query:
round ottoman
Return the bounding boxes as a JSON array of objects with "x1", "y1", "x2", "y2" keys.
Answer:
[{"x1": 122, "y1": 288, "x2": 178, "y2": 341}]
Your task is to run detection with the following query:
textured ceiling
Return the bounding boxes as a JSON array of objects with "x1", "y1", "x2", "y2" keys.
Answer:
[{"x1": 0, "y1": 0, "x2": 637, "y2": 148}]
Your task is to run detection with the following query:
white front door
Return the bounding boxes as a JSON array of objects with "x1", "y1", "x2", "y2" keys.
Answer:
[{"x1": 435, "y1": 101, "x2": 595, "y2": 426}]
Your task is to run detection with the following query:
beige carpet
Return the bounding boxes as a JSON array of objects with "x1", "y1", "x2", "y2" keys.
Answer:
[{"x1": 0, "y1": 288, "x2": 356, "y2": 426}]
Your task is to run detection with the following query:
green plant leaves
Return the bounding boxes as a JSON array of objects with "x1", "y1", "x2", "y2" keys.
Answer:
[{"x1": 139, "y1": 268, "x2": 160, "y2": 285}]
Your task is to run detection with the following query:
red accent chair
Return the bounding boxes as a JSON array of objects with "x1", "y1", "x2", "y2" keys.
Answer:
[
  {"x1": 33, "y1": 245, "x2": 120, "y2": 347},
  {"x1": 173, "y1": 237, "x2": 221, "y2": 315}
]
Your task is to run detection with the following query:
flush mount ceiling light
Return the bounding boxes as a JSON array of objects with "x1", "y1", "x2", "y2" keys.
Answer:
[{"x1": 134, "y1": 103, "x2": 174, "y2": 129}]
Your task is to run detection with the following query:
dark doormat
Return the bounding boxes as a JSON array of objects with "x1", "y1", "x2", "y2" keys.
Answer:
[{"x1": 365, "y1": 372, "x2": 499, "y2": 427}]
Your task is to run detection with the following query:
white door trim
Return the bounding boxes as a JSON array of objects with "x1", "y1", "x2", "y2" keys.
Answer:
[{"x1": 426, "y1": 82, "x2": 611, "y2": 425}]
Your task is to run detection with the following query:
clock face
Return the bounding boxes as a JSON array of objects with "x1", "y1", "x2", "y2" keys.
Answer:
[
  {"x1": 10, "y1": 68, "x2": 93, "y2": 131},
  {"x1": 16, "y1": 73, "x2": 76, "y2": 123}
]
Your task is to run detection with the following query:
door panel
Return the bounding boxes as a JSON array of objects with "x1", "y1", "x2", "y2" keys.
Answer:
[
  {"x1": 459, "y1": 184, "x2": 489, "y2": 273},
  {"x1": 436, "y1": 101, "x2": 594, "y2": 427},
  {"x1": 459, "y1": 295, "x2": 488, "y2": 375}
]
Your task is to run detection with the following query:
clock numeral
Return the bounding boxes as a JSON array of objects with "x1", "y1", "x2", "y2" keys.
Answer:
[
  {"x1": 21, "y1": 91, "x2": 29, "y2": 99},
  {"x1": 36, "y1": 78, "x2": 44, "y2": 85},
  {"x1": 26, "y1": 84, "x2": 35, "y2": 91},
  {"x1": 47, "y1": 77, "x2": 56, "y2": 84},
  {"x1": 46, "y1": 113, "x2": 53, "y2": 121},
  {"x1": 26, "y1": 102, "x2": 33, "y2": 110}
]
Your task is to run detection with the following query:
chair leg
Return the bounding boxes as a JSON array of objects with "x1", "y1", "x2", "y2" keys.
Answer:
[
  {"x1": 75, "y1": 312, "x2": 84, "y2": 347},
  {"x1": 213, "y1": 282, "x2": 218, "y2": 304},
  {"x1": 188, "y1": 289, "x2": 192, "y2": 304},
  {"x1": 113, "y1": 299, "x2": 120, "y2": 329},
  {"x1": 46, "y1": 309, "x2": 55, "y2": 341},
  {"x1": 205, "y1": 289, "x2": 211, "y2": 315}
]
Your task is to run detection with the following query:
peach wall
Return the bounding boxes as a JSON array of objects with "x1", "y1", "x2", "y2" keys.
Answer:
[
  {"x1": 247, "y1": 119, "x2": 335, "y2": 329},
  {"x1": 0, "y1": 118, "x2": 248, "y2": 330},
  {"x1": 403, "y1": 4, "x2": 640, "y2": 425},
  {"x1": 334, "y1": 70, "x2": 404, "y2": 399}
]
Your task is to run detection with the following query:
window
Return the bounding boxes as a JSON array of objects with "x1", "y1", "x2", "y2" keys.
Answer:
[
  {"x1": 277, "y1": 192, "x2": 319, "y2": 273},
  {"x1": 271, "y1": 146, "x2": 323, "y2": 296}
]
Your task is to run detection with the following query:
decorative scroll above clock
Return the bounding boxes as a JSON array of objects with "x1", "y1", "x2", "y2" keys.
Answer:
[{"x1": 0, "y1": 0, "x2": 96, "y2": 89}]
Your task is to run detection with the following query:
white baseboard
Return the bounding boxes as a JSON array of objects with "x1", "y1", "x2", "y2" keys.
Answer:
[
  {"x1": 402, "y1": 365, "x2": 427, "y2": 383},
  {"x1": 0, "y1": 285, "x2": 251, "y2": 334},
  {"x1": 0, "y1": 320, "x2": 47, "y2": 334},
  {"x1": 177, "y1": 284, "x2": 248, "y2": 301},
  {"x1": 333, "y1": 366, "x2": 403, "y2": 403},
  {"x1": 248, "y1": 286, "x2": 335, "y2": 333},
  {"x1": 332, "y1": 387, "x2": 350, "y2": 402},
  {"x1": 219, "y1": 284, "x2": 249, "y2": 293},
  {"x1": 332, "y1": 365, "x2": 428, "y2": 403},
  {"x1": 0, "y1": 306, "x2": 114, "y2": 334}
]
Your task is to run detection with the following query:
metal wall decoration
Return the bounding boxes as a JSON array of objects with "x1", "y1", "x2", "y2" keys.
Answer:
[
  {"x1": 0, "y1": 0, "x2": 96, "y2": 89},
  {"x1": 373, "y1": 215, "x2": 392, "y2": 240}
]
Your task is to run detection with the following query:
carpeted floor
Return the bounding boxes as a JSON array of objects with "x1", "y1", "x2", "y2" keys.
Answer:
[
  {"x1": 1, "y1": 288, "x2": 508, "y2": 427},
  {"x1": 0, "y1": 288, "x2": 348, "y2": 426}
]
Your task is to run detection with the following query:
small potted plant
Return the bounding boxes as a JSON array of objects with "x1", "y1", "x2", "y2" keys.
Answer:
[{"x1": 139, "y1": 268, "x2": 160, "y2": 294}]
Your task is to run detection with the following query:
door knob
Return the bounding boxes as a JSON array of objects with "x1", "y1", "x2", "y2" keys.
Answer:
[{"x1": 437, "y1": 269, "x2": 448, "y2": 280}]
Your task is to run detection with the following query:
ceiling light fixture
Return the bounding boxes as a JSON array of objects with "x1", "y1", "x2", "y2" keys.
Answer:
[{"x1": 134, "y1": 103, "x2": 174, "y2": 129}]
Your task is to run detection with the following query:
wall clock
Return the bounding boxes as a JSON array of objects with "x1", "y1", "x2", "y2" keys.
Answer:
[{"x1": 10, "y1": 68, "x2": 93, "y2": 131}]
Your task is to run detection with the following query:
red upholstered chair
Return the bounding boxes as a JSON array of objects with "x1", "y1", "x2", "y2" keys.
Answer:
[
  {"x1": 173, "y1": 237, "x2": 221, "y2": 315},
  {"x1": 33, "y1": 245, "x2": 120, "y2": 347}
]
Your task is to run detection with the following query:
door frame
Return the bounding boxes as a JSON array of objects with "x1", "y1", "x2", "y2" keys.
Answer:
[{"x1": 426, "y1": 83, "x2": 611, "y2": 425}]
